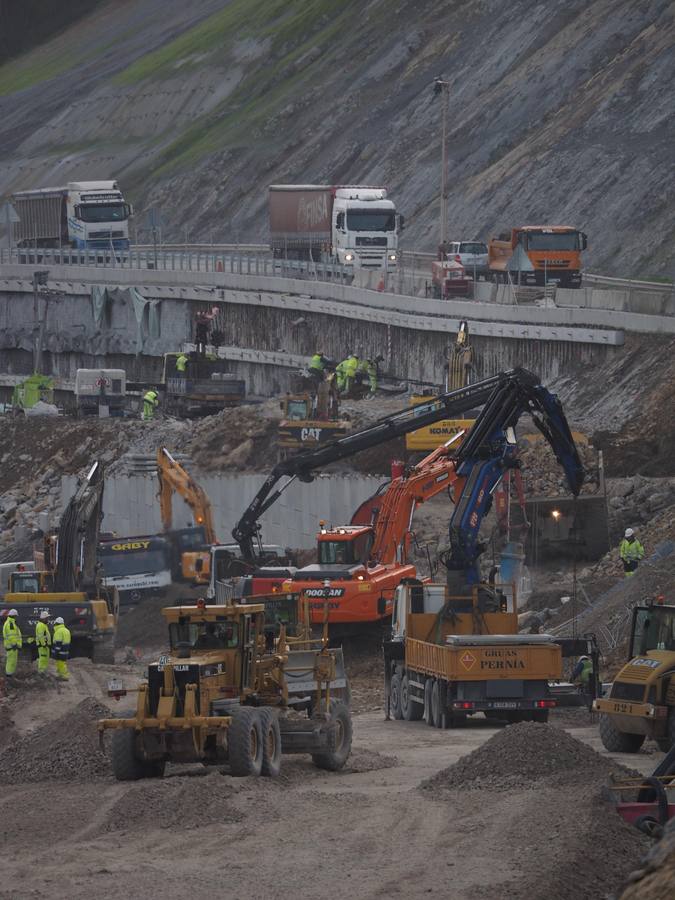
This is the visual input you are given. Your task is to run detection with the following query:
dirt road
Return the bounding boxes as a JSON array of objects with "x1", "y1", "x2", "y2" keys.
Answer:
[{"x1": 0, "y1": 659, "x2": 659, "y2": 900}]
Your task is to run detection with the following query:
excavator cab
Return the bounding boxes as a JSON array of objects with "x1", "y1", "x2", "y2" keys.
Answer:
[{"x1": 317, "y1": 526, "x2": 374, "y2": 567}]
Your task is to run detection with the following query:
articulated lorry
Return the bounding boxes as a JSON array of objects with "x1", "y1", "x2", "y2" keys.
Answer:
[
  {"x1": 488, "y1": 225, "x2": 587, "y2": 288},
  {"x1": 11, "y1": 180, "x2": 132, "y2": 251},
  {"x1": 269, "y1": 184, "x2": 403, "y2": 270}
]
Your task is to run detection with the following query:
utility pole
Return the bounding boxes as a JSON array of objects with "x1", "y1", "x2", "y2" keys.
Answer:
[
  {"x1": 434, "y1": 77, "x2": 450, "y2": 252},
  {"x1": 32, "y1": 270, "x2": 49, "y2": 373}
]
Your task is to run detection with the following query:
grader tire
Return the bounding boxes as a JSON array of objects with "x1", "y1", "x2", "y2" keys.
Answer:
[
  {"x1": 91, "y1": 636, "x2": 116, "y2": 665},
  {"x1": 259, "y1": 708, "x2": 282, "y2": 778},
  {"x1": 228, "y1": 708, "x2": 263, "y2": 777},
  {"x1": 312, "y1": 702, "x2": 352, "y2": 772},
  {"x1": 655, "y1": 709, "x2": 675, "y2": 753},
  {"x1": 111, "y1": 727, "x2": 146, "y2": 781},
  {"x1": 599, "y1": 714, "x2": 645, "y2": 753}
]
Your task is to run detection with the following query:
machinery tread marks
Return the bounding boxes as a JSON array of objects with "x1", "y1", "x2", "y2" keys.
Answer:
[
  {"x1": 598, "y1": 713, "x2": 646, "y2": 753},
  {"x1": 228, "y1": 707, "x2": 264, "y2": 777},
  {"x1": 110, "y1": 725, "x2": 146, "y2": 781},
  {"x1": 312, "y1": 701, "x2": 353, "y2": 772},
  {"x1": 258, "y1": 707, "x2": 282, "y2": 778},
  {"x1": 401, "y1": 672, "x2": 423, "y2": 722},
  {"x1": 390, "y1": 671, "x2": 403, "y2": 720}
]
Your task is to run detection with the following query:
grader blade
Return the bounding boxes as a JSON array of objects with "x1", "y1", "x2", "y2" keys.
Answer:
[{"x1": 284, "y1": 648, "x2": 349, "y2": 703}]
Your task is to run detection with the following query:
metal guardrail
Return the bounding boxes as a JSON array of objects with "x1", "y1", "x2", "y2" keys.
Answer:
[{"x1": 583, "y1": 272, "x2": 673, "y2": 293}]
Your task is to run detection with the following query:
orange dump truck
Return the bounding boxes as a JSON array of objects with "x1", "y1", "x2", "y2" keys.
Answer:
[{"x1": 488, "y1": 226, "x2": 587, "y2": 289}]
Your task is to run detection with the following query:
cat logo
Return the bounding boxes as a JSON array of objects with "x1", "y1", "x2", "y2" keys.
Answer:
[{"x1": 301, "y1": 427, "x2": 322, "y2": 442}]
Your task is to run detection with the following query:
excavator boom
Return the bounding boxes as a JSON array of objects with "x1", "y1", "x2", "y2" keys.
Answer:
[
  {"x1": 156, "y1": 448, "x2": 217, "y2": 544},
  {"x1": 233, "y1": 368, "x2": 583, "y2": 561},
  {"x1": 54, "y1": 460, "x2": 105, "y2": 593}
]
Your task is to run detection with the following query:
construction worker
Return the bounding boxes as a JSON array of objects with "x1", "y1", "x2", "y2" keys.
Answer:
[
  {"x1": 35, "y1": 611, "x2": 51, "y2": 676},
  {"x1": 571, "y1": 655, "x2": 593, "y2": 690},
  {"x1": 620, "y1": 528, "x2": 645, "y2": 577},
  {"x1": 175, "y1": 353, "x2": 189, "y2": 374},
  {"x1": 359, "y1": 357, "x2": 379, "y2": 398},
  {"x1": 52, "y1": 616, "x2": 71, "y2": 681},
  {"x1": 142, "y1": 388, "x2": 159, "y2": 421},
  {"x1": 336, "y1": 352, "x2": 359, "y2": 395},
  {"x1": 3, "y1": 608, "x2": 22, "y2": 678},
  {"x1": 309, "y1": 351, "x2": 329, "y2": 385}
]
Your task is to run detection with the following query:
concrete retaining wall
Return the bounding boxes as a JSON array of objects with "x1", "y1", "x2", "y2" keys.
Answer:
[{"x1": 61, "y1": 472, "x2": 384, "y2": 550}]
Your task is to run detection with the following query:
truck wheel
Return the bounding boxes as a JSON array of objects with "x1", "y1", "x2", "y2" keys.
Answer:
[
  {"x1": 599, "y1": 714, "x2": 645, "y2": 753},
  {"x1": 390, "y1": 672, "x2": 403, "y2": 720},
  {"x1": 143, "y1": 759, "x2": 166, "y2": 779},
  {"x1": 430, "y1": 679, "x2": 443, "y2": 728},
  {"x1": 401, "y1": 674, "x2": 423, "y2": 722},
  {"x1": 228, "y1": 708, "x2": 263, "y2": 777},
  {"x1": 424, "y1": 679, "x2": 434, "y2": 727},
  {"x1": 259, "y1": 708, "x2": 282, "y2": 777},
  {"x1": 312, "y1": 701, "x2": 352, "y2": 772},
  {"x1": 111, "y1": 727, "x2": 146, "y2": 781},
  {"x1": 532, "y1": 710, "x2": 549, "y2": 724}
]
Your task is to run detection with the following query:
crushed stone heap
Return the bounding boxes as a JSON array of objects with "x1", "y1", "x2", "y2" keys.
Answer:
[
  {"x1": 0, "y1": 697, "x2": 110, "y2": 782},
  {"x1": 422, "y1": 721, "x2": 635, "y2": 792}
]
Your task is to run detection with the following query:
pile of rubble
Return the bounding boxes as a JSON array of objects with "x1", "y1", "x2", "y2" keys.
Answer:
[
  {"x1": 0, "y1": 697, "x2": 110, "y2": 782},
  {"x1": 518, "y1": 435, "x2": 601, "y2": 497},
  {"x1": 422, "y1": 721, "x2": 635, "y2": 793},
  {"x1": 621, "y1": 817, "x2": 675, "y2": 899}
]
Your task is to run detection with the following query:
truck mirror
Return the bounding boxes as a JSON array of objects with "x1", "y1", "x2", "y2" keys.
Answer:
[
  {"x1": 580, "y1": 232, "x2": 588, "y2": 250},
  {"x1": 195, "y1": 558, "x2": 204, "y2": 573},
  {"x1": 398, "y1": 215, "x2": 405, "y2": 232}
]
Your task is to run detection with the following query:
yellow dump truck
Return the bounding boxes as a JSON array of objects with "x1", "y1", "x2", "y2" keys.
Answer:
[
  {"x1": 595, "y1": 598, "x2": 675, "y2": 752},
  {"x1": 384, "y1": 582, "x2": 562, "y2": 726},
  {"x1": 99, "y1": 600, "x2": 352, "y2": 778}
]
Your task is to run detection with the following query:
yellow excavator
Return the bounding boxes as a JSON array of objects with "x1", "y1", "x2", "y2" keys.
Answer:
[
  {"x1": 405, "y1": 321, "x2": 476, "y2": 455},
  {"x1": 156, "y1": 448, "x2": 216, "y2": 585}
]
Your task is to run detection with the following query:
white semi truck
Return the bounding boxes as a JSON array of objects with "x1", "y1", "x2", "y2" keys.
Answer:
[
  {"x1": 11, "y1": 180, "x2": 132, "y2": 251},
  {"x1": 269, "y1": 184, "x2": 403, "y2": 270}
]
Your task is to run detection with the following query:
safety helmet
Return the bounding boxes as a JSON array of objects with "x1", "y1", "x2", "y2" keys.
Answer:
[
  {"x1": 53, "y1": 616, "x2": 65, "y2": 625},
  {"x1": 579, "y1": 655, "x2": 590, "y2": 662},
  {"x1": 624, "y1": 528, "x2": 634, "y2": 538},
  {"x1": 39, "y1": 610, "x2": 50, "y2": 620},
  {"x1": 8, "y1": 609, "x2": 18, "y2": 617}
]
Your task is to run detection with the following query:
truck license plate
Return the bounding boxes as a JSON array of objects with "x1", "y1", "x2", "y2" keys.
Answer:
[
  {"x1": 612, "y1": 702, "x2": 634, "y2": 714},
  {"x1": 107, "y1": 678, "x2": 124, "y2": 693},
  {"x1": 492, "y1": 701, "x2": 517, "y2": 709}
]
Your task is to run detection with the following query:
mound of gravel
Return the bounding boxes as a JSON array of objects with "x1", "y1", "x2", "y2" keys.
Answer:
[
  {"x1": 422, "y1": 722, "x2": 634, "y2": 792},
  {"x1": 115, "y1": 595, "x2": 169, "y2": 649},
  {"x1": 0, "y1": 697, "x2": 110, "y2": 782},
  {"x1": 96, "y1": 770, "x2": 241, "y2": 834}
]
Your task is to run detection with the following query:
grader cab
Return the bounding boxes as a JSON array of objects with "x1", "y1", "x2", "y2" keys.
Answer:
[{"x1": 99, "y1": 601, "x2": 352, "y2": 779}]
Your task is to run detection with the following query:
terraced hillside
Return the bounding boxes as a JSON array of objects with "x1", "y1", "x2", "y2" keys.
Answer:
[{"x1": 0, "y1": 0, "x2": 673, "y2": 275}]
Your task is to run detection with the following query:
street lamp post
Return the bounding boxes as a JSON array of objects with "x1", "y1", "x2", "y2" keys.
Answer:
[{"x1": 434, "y1": 77, "x2": 450, "y2": 252}]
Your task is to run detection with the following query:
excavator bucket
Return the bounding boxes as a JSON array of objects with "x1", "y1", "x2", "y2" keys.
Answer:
[{"x1": 284, "y1": 647, "x2": 350, "y2": 706}]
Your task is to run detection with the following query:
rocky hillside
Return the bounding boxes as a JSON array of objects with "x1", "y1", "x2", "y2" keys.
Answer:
[{"x1": 1, "y1": 0, "x2": 673, "y2": 276}]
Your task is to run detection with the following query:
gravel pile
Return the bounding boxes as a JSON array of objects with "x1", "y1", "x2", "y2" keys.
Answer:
[
  {"x1": 519, "y1": 436, "x2": 601, "y2": 497},
  {"x1": 422, "y1": 722, "x2": 634, "y2": 793},
  {"x1": 0, "y1": 698, "x2": 110, "y2": 782},
  {"x1": 116, "y1": 595, "x2": 171, "y2": 649},
  {"x1": 620, "y1": 816, "x2": 675, "y2": 899},
  {"x1": 96, "y1": 771, "x2": 241, "y2": 834}
]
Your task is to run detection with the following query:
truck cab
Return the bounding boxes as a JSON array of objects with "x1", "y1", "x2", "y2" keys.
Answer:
[
  {"x1": 66, "y1": 181, "x2": 132, "y2": 250},
  {"x1": 332, "y1": 187, "x2": 400, "y2": 270},
  {"x1": 489, "y1": 226, "x2": 587, "y2": 288}
]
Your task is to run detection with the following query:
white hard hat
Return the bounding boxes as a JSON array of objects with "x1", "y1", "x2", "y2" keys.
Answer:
[
  {"x1": 39, "y1": 610, "x2": 50, "y2": 620},
  {"x1": 8, "y1": 608, "x2": 18, "y2": 617},
  {"x1": 53, "y1": 616, "x2": 65, "y2": 625},
  {"x1": 624, "y1": 528, "x2": 634, "y2": 538},
  {"x1": 579, "y1": 655, "x2": 590, "y2": 662}
]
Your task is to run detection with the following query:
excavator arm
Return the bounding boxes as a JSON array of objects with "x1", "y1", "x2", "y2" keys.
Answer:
[
  {"x1": 54, "y1": 460, "x2": 105, "y2": 593},
  {"x1": 156, "y1": 448, "x2": 217, "y2": 544},
  {"x1": 233, "y1": 368, "x2": 584, "y2": 561}
]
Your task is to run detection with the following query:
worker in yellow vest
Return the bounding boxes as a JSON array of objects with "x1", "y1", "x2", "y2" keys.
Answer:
[
  {"x1": 143, "y1": 388, "x2": 159, "y2": 421},
  {"x1": 3, "y1": 608, "x2": 22, "y2": 678},
  {"x1": 619, "y1": 528, "x2": 645, "y2": 577},
  {"x1": 52, "y1": 616, "x2": 72, "y2": 681},
  {"x1": 176, "y1": 353, "x2": 189, "y2": 374},
  {"x1": 35, "y1": 611, "x2": 52, "y2": 676}
]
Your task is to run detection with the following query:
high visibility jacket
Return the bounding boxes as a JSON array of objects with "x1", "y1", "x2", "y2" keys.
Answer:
[
  {"x1": 620, "y1": 538, "x2": 644, "y2": 562},
  {"x1": 176, "y1": 354, "x2": 188, "y2": 373},
  {"x1": 310, "y1": 354, "x2": 326, "y2": 371},
  {"x1": 35, "y1": 620, "x2": 51, "y2": 648},
  {"x1": 571, "y1": 658, "x2": 593, "y2": 686},
  {"x1": 342, "y1": 356, "x2": 359, "y2": 377},
  {"x1": 143, "y1": 390, "x2": 159, "y2": 407},
  {"x1": 3, "y1": 617, "x2": 22, "y2": 650},
  {"x1": 52, "y1": 623, "x2": 71, "y2": 659}
]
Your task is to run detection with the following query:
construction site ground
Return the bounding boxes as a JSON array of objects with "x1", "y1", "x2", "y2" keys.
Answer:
[{"x1": 0, "y1": 653, "x2": 666, "y2": 900}]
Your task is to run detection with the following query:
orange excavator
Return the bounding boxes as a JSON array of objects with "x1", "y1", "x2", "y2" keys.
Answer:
[
  {"x1": 157, "y1": 447, "x2": 216, "y2": 584},
  {"x1": 232, "y1": 369, "x2": 584, "y2": 634}
]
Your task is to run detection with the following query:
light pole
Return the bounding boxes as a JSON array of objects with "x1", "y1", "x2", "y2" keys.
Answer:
[{"x1": 434, "y1": 77, "x2": 450, "y2": 252}]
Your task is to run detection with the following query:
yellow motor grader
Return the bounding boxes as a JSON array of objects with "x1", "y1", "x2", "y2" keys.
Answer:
[{"x1": 98, "y1": 599, "x2": 352, "y2": 779}]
